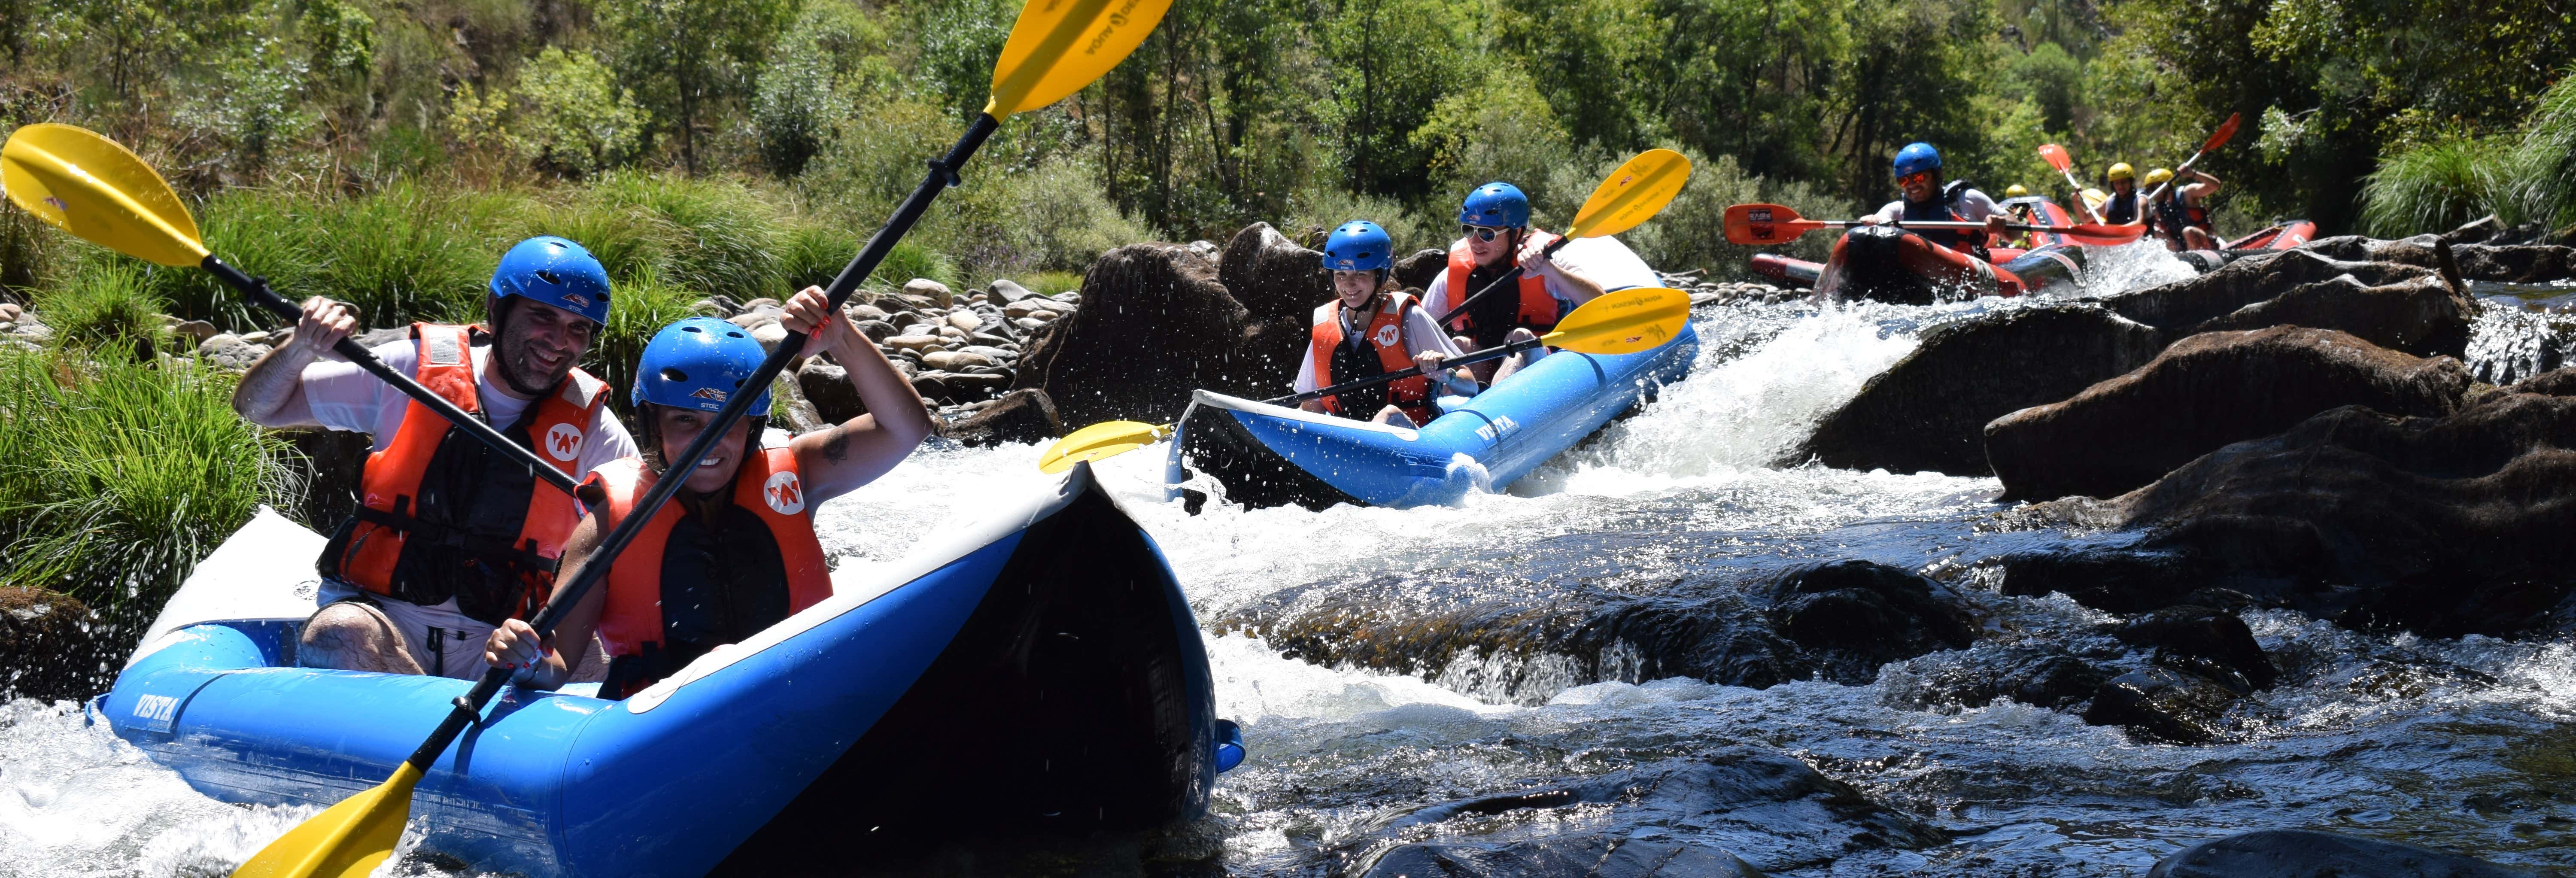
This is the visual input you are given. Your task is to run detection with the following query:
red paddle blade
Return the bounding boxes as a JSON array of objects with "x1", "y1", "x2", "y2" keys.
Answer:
[
  {"x1": 2037, "y1": 144, "x2": 2072, "y2": 173},
  {"x1": 2203, "y1": 112, "x2": 2243, "y2": 153},
  {"x1": 1723, "y1": 203, "x2": 1828, "y2": 245}
]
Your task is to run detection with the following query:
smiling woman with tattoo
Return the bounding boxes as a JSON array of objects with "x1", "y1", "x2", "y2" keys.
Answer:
[{"x1": 479, "y1": 283, "x2": 934, "y2": 698}]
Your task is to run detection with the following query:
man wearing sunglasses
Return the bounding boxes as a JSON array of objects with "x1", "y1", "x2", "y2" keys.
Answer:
[
  {"x1": 1815, "y1": 142, "x2": 2020, "y2": 303},
  {"x1": 1422, "y1": 181, "x2": 1657, "y2": 384}
]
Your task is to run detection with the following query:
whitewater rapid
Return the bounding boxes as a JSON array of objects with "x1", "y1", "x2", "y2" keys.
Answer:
[{"x1": 11, "y1": 242, "x2": 2576, "y2": 876}]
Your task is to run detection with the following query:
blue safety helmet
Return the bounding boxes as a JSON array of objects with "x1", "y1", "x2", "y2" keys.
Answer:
[
  {"x1": 1458, "y1": 182, "x2": 1531, "y2": 228},
  {"x1": 1892, "y1": 143, "x2": 1943, "y2": 179},
  {"x1": 491, "y1": 236, "x2": 612, "y2": 326},
  {"x1": 1322, "y1": 221, "x2": 1394, "y2": 272},
  {"x1": 631, "y1": 317, "x2": 772, "y2": 416}
]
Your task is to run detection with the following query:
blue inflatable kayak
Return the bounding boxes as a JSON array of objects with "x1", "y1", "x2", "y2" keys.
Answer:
[
  {"x1": 95, "y1": 463, "x2": 1228, "y2": 877},
  {"x1": 1166, "y1": 322, "x2": 1700, "y2": 510}
]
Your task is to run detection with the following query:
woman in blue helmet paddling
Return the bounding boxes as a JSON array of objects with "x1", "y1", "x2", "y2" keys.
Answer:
[
  {"x1": 232, "y1": 236, "x2": 637, "y2": 680},
  {"x1": 1295, "y1": 220, "x2": 1477, "y2": 428},
  {"x1": 480, "y1": 284, "x2": 933, "y2": 697}
]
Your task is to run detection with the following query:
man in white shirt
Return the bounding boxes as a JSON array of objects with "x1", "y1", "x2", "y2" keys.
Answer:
[
  {"x1": 1422, "y1": 182, "x2": 1659, "y2": 384},
  {"x1": 231, "y1": 236, "x2": 636, "y2": 680},
  {"x1": 1295, "y1": 221, "x2": 1476, "y2": 428}
]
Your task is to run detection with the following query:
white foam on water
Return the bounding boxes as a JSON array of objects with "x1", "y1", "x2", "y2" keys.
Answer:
[{"x1": 2078, "y1": 239, "x2": 2200, "y2": 295}]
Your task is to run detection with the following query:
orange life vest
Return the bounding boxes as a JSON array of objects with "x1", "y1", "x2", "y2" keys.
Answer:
[
  {"x1": 591, "y1": 447, "x2": 833, "y2": 698},
  {"x1": 1443, "y1": 229, "x2": 1563, "y2": 340},
  {"x1": 320, "y1": 323, "x2": 606, "y2": 626},
  {"x1": 1309, "y1": 292, "x2": 1437, "y2": 425}
]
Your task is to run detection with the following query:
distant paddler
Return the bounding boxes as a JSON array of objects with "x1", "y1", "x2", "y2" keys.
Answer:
[
  {"x1": 231, "y1": 237, "x2": 636, "y2": 681},
  {"x1": 480, "y1": 284, "x2": 933, "y2": 698}
]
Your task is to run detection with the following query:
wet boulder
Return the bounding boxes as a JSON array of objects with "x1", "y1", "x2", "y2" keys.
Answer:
[
  {"x1": 937, "y1": 389, "x2": 1062, "y2": 447},
  {"x1": 2112, "y1": 605, "x2": 2276, "y2": 691},
  {"x1": 1012, "y1": 226, "x2": 1313, "y2": 428},
  {"x1": 2308, "y1": 234, "x2": 2576, "y2": 285},
  {"x1": 1879, "y1": 644, "x2": 2114, "y2": 712},
  {"x1": 2099, "y1": 248, "x2": 2471, "y2": 357},
  {"x1": 1794, "y1": 303, "x2": 2166, "y2": 475},
  {"x1": 1216, "y1": 222, "x2": 1331, "y2": 331},
  {"x1": 2000, "y1": 391, "x2": 2576, "y2": 638},
  {"x1": 1352, "y1": 747, "x2": 1947, "y2": 877},
  {"x1": 1228, "y1": 560, "x2": 1974, "y2": 697},
  {"x1": 1, "y1": 587, "x2": 105, "y2": 702},
  {"x1": 1394, "y1": 247, "x2": 1450, "y2": 292},
  {"x1": 2146, "y1": 829, "x2": 2546, "y2": 878},
  {"x1": 1986, "y1": 327, "x2": 2470, "y2": 501},
  {"x1": 2512, "y1": 367, "x2": 2576, "y2": 397},
  {"x1": 2080, "y1": 666, "x2": 2234, "y2": 745}
]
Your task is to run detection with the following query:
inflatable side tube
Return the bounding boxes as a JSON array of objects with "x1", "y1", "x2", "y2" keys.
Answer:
[{"x1": 1750, "y1": 254, "x2": 1820, "y2": 288}]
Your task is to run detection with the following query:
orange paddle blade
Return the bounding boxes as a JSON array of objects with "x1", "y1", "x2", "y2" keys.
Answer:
[
  {"x1": 2037, "y1": 143, "x2": 2073, "y2": 173},
  {"x1": 2203, "y1": 112, "x2": 2243, "y2": 153},
  {"x1": 1722, "y1": 203, "x2": 1830, "y2": 245}
]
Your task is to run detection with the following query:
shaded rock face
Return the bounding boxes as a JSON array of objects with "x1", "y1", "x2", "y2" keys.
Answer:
[
  {"x1": 1013, "y1": 225, "x2": 1315, "y2": 428},
  {"x1": 2001, "y1": 392, "x2": 2576, "y2": 639},
  {"x1": 1795, "y1": 303, "x2": 2167, "y2": 475},
  {"x1": 1986, "y1": 327, "x2": 2470, "y2": 501},
  {"x1": 1394, "y1": 247, "x2": 1450, "y2": 292},
  {"x1": 796, "y1": 359, "x2": 866, "y2": 424},
  {"x1": 2113, "y1": 604, "x2": 2277, "y2": 690},
  {"x1": 936, "y1": 388, "x2": 1061, "y2": 447},
  {"x1": 2309, "y1": 234, "x2": 2576, "y2": 286},
  {"x1": 1, "y1": 587, "x2": 105, "y2": 702},
  {"x1": 1225, "y1": 560, "x2": 1972, "y2": 697},
  {"x1": 2145, "y1": 829, "x2": 2546, "y2": 878},
  {"x1": 1351, "y1": 748, "x2": 1947, "y2": 877},
  {"x1": 1797, "y1": 243, "x2": 2483, "y2": 477}
]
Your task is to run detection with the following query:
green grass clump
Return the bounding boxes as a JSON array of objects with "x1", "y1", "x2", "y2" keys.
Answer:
[
  {"x1": 302, "y1": 182, "x2": 496, "y2": 326},
  {"x1": 778, "y1": 224, "x2": 863, "y2": 293},
  {"x1": 132, "y1": 188, "x2": 322, "y2": 331},
  {"x1": 36, "y1": 264, "x2": 173, "y2": 360},
  {"x1": 2360, "y1": 135, "x2": 2513, "y2": 238},
  {"x1": 1021, "y1": 271, "x2": 1084, "y2": 297},
  {"x1": 0, "y1": 350, "x2": 296, "y2": 642},
  {"x1": 584, "y1": 173, "x2": 784, "y2": 304}
]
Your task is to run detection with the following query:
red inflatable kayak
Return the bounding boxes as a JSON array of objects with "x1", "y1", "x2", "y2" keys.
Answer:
[{"x1": 1748, "y1": 196, "x2": 2086, "y2": 303}]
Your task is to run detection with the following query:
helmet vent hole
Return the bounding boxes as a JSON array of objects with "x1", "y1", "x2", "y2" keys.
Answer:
[
  {"x1": 536, "y1": 270, "x2": 561, "y2": 285},
  {"x1": 662, "y1": 368, "x2": 689, "y2": 382},
  {"x1": 682, "y1": 325, "x2": 703, "y2": 333},
  {"x1": 727, "y1": 331, "x2": 744, "y2": 338}
]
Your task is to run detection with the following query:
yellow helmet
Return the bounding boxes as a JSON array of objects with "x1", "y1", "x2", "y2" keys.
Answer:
[
  {"x1": 2145, "y1": 167, "x2": 2175, "y2": 186},
  {"x1": 2004, "y1": 184, "x2": 2029, "y2": 198},
  {"x1": 2106, "y1": 162, "x2": 2135, "y2": 182}
]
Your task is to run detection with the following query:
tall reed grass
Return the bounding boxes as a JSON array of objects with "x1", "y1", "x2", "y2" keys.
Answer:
[
  {"x1": 0, "y1": 350, "x2": 297, "y2": 647},
  {"x1": 36, "y1": 263, "x2": 172, "y2": 360}
]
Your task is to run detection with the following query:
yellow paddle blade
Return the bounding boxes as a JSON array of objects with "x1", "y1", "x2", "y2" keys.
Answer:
[
  {"x1": 230, "y1": 762, "x2": 422, "y2": 878},
  {"x1": 1, "y1": 124, "x2": 207, "y2": 267},
  {"x1": 1563, "y1": 149, "x2": 1691, "y2": 241},
  {"x1": 1540, "y1": 286, "x2": 1690, "y2": 356},
  {"x1": 1037, "y1": 420, "x2": 1171, "y2": 473},
  {"x1": 984, "y1": 0, "x2": 1175, "y2": 118}
]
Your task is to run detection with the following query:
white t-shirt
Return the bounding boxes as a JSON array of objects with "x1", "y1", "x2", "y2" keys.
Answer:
[
  {"x1": 1292, "y1": 298, "x2": 1470, "y2": 394},
  {"x1": 301, "y1": 337, "x2": 637, "y2": 477},
  {"x1": 1870, "y1": 188, "x2": 2002, "y2": 224},
  {"x1": 1420, "y1": 234, "x2": 1661, "y2": 319}
]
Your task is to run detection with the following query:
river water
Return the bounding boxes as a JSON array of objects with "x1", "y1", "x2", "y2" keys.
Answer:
[{"x1": 8, "y1": 243, "x2": 2576, "y2": 876}]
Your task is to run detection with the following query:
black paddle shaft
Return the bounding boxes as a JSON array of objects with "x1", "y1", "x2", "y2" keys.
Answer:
[
  {"x1": 1435, "y1": 236, "x2": 1573, "y2": 328},
  {"x1": 1262, "y1": 335, "x2": 1543, "y2": 407},
  {"x1": 202, "y1": 256, "x2": 589, "y2": 500},
  {"x1": 399, "y1": 111, "x2": 1003, "y2": 772}
]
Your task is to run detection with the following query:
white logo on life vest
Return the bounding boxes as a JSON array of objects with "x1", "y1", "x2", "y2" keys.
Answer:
[
  {"x1": 544, "y1": 423, "x2": 583, "y2": 462},
  {"x1": 763, "y1": 471, "x2": 805, "y2": 515},
  {"x1": 1373, "y1": 324, "x2": 1401, "y2": 347}
]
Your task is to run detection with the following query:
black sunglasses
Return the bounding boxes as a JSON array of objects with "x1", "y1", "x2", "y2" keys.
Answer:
[{"x1": 1460, "y1": 225, "x2": 1512, "y2": 242}]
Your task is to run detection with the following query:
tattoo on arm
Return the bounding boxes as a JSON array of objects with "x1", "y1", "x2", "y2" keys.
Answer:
[{"x1": 820, "y1": 426, "x2": 851, "y2": 463}]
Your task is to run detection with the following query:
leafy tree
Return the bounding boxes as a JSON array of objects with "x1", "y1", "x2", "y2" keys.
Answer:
[
  {"x1": 1321, "y1": 0, "x2": 1471, "y2": 201},
  {"x1": 598, "y1": 0, "x2": 794, "y2": 174},
  {"x1": 752, "y1": 0, "x2": 896, "y2": 177}
]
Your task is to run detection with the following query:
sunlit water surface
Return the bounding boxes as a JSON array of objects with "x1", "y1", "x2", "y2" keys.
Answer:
[{"x1": 9, "y1": 245, "x2": 2576, "y2": 876}]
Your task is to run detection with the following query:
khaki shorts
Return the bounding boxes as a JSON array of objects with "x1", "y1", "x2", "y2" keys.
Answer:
[{"x1": 303, "y1": 580, "x2": 612, "y2": 683}]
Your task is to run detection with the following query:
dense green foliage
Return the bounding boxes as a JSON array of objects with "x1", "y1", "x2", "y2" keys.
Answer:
[
  {"x1": 4, "y1": 0, "x2": 2570, "y2": 287},
  {"x1": 0, "y1": 350, "x2": 295, "y2": 632}
]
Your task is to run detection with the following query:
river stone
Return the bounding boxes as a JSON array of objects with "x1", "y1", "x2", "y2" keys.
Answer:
[
  {"x1": 797, "y1": 359, "x2": 865, "y2": 423},
  {"x1": 2112, "y1": 605, "x2": 2277, "y2": 691},
  {"x1": 1349, "y1": 747, "x2": 1945, "y2": 876},
  {"x1": 2306, "y1": 234, "x2": 2576, "y2": 285},
  {"x1": 2081, "y1": 667, "x2": 2230, "y2": 744},
  {"x1": 1767, "y1": 559, "x2": 1975, "y2": 682},
  {"x1": 1013, "y1": 231, "x2": 1307, "y2": 427},
  {"x1": 1014, "y1": 317, "x2": 1046, "y2": 333},
  {"x1": 750, "y1": 322, "x2": 789, "y2": 356},
  {"x1": 910, "y1": 371, "x2": 953, "y2": 403},
  {"x1": 198, "y1": 334, "x2": 270, "y2": 371},
  {"x1": 991, "y1": 279, "x2": 1040, "y2": 303},
  {"x1": 957, "y1": 345, "x2": 1013, "y2": 361},
  {"x1": 903, "y1": 278, "x2": 953, "y2": 307},
  {"x1": 922, "y1": 350, "x2": 993, "y2": 371},
  {"x1": 852, "y1": 319, "x2": 895, "y2": 342},
  {"x1": 2145, "y1": 829, "x2": 2546, "y2": 878},
  {"x1": 0, "y1": 587, "x2": 105, "y2": 702},
  {"x1": 2000, "y1": 390, "x2": 2576, "y2": 638},
  {"x1": 1394, "y1": 247, "x2": 1450, "y2": 292},
  {"x1": 1003, "y1": 300, "x2": 1057, "y2": 319},
  {"x1": 2102, "y1": 248, "x2": 2472, "y2": 357},
  {"x1": 173, "y1": 319, "x2": 219, "y2": 344},
  {"x1": 945, "y1": 311, "x2": 982, "y2": 332},
  {"x1": 848, "y1": 304, "x2": 890, "y2": 322},
  {"x1": 1986, "y1": 327, "x2": 2471, "y2": 501},
  {"x1": 881, "y1": 334, "x2": 944, "y2": 352},
  {"x1": 938, "y1": 389, "x2": 1061, "y2": 447},
  {"x1": 1795, "y1": 303, "x2": 2167, "y2": 476}
]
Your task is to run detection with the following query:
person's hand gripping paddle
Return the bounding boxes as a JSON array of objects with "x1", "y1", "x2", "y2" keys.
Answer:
[
  {"x1": 1720, "y1": 203, "x2": 2149, "y2": 247},
  {"x1": 0, "y1": 123, "x2": 592, "y2": 502},
  {"x1": 1035, "y1": 286, "x2": 1693, "y2": 473},
  {"x1": 1434, "y1": 149, "x2": 1692, "y2": 327},
  {"x1": 2036, "y1": 144, "x2": 2107, "y2": 225},
  {"x1": 165, "y1": 0, "x2": 1171, "y2": 873}
]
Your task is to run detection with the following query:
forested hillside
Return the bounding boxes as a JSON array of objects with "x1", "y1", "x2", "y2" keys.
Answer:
[{"x1": 3, "y1": 0, "x2": 2571, "y2": 292}]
